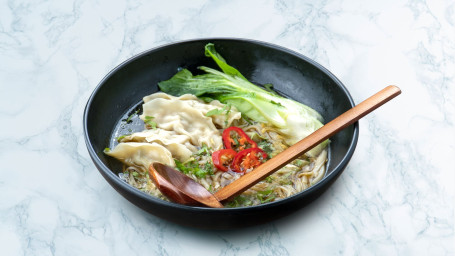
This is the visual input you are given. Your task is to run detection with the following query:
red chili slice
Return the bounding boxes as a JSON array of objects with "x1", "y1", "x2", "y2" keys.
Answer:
[
  {"x1": 222, "y1": 127, "x2": 258, "y2": 152},
  {"x1": 232, "y1": 148, "x2": 268, "y2": 173},
  {"x1": 212, "y1": 149, "x2": 237, "y2": 172}
]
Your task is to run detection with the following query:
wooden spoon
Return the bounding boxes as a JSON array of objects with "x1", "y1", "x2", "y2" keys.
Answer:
[{"x1": 149, "y1": 85, "x2": 401, "y2": 208}]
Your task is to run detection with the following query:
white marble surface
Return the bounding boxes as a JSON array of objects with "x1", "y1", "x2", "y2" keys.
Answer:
[{"x1": 1, "y1": 0, "x2": 454, "y2": 255}]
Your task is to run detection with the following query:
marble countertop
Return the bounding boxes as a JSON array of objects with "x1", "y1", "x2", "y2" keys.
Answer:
[{"x1": 1, "y1": 0, "x2": 453, "y2": 255}]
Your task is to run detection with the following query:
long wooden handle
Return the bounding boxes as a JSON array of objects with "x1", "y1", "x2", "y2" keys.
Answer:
[{"x1": 214, "y1": 85, "x2": 401, "y2": 202}]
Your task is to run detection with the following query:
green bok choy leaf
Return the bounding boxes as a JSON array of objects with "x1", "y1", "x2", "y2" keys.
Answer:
[{"x1": 158, "y1": 43, "x2": 328, "y2": 156}]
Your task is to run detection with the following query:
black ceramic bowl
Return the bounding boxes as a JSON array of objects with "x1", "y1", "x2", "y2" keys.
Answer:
[{"x1": 83, "y1": 38, "x2": 358, "y2": 229}]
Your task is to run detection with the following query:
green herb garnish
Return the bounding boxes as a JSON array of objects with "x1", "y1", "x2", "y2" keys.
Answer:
[
  {"x1": 225, "y1": 195, "x2": 253, "y2": 207},
  {"x1": 241, "y1": 113, "x2": 253, "y2": 125},
  {"x1": 205, "y1": 104, "x2": 231, "y2": 117},
  {"x1": 174, "y1": 158, "x2": 214, "y2": 179},
  {"x1": 265, "y1": 176, "x2": 273, "y2": 183},
  {"x1": 115, "y1": 134, "x2": 130, "y2": 142},
  {"x1": 194, "y1": 163, "x2": 214, "y2": 178},
  {"x1": 279, "y1": 173, "x2": 294, "y2": 185},
  {"x1": 256, "y1": 189, "x2": 276, "y2": 203},
  {"x1": 195, "y1": 144, "x2": 211, "y2": 156},
  {"x1": 123, "y1": 109, "x2": 139, "y2": 123},
  {"x1": 258, "y1": 140, "x2": 273, "y2": 156},
  {"x1": 144, "y1": 116, "x2": 157, "y2": 129},
  {"x1": 294, "y1": 159, "x2": 309, "y2": 167},
  {"x1": 173, "y1": 143, "x2": 215, "y2": 179}
]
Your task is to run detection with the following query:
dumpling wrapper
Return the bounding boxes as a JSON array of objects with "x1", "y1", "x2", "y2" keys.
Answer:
[
  {"x1": 105, "y1": 142, "x2": 175, "y2": 169},
  {"x1": 143, "y1": 93, "x2": 241, "y2": 128},
  {"x1": 140, "y1": 93, "x2": 241, "y2": 151},
  {"x1": 119, "y1": 129, "x2": 196, "y2": 161},
  {"x1": 206, "y1": 99, "x2": 242, "y2": 128}
]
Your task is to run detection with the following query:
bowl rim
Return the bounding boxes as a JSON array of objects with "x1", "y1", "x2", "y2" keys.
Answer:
[{"x1": 83, "y1": 37, "x2": 359, "y2": 212}]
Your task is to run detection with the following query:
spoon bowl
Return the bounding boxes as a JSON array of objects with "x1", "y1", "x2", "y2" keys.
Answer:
[{"x1": 150, "y1": 163, "x2": 223, "y2": 208}]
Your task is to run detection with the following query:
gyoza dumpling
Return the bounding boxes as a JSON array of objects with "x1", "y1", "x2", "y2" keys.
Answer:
[
  {"x1": 141, "y1": 93, "x2": 224, "y2": 150},
  {"x1": 119, "y1": 129, "x2": 196, "y2": 161},
  {"x1": 105, "y1": 142, "x2": 174, "y2": 169},
  {"x1": 142, "y1": 93, "x2": 241, "y2": 129}
]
